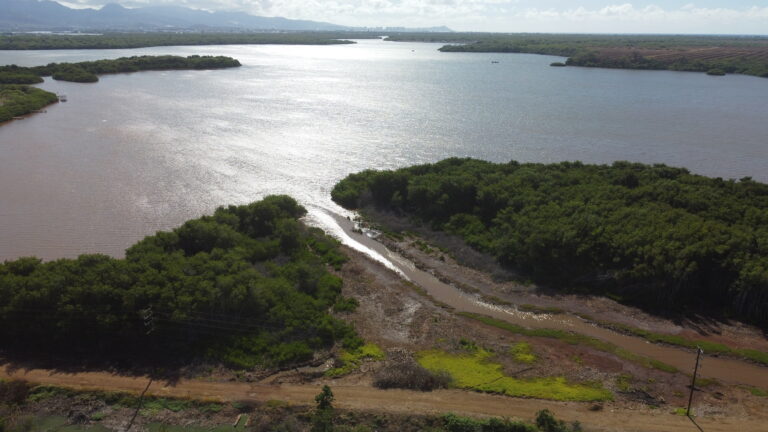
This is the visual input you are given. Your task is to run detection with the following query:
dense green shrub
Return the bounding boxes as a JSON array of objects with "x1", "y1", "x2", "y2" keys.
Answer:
[
  {"x1": 333, "y1": 158, "x2": 768, "y2": 325},
  {"x1": 535, "y1": 410, "x2": 581, "y2": 432},
  {"x1": 0, "y1": 195, "x2": 355, "y2": 367},
  {"x1": 51, "y1": 65, "x2": 97, "y2": 82},
  {"x1": 0, "y1": 85, "x2": 59, "y2": 122},
  {"x1": 0, "y1": 72, "x2": 42, "y2": 84},
  {"x1": 441, "y1": 413, "x2": 537, "y2": 432}
]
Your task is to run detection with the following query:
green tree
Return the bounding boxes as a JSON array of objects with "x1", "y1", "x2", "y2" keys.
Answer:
[{"x1": 311, "y1": 385, "x2": 335, "y2": 432}]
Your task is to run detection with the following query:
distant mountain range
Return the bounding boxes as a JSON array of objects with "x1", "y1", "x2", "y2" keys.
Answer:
[{"x1": 0, "y1": 0, "x2": 452, "y2": 32}]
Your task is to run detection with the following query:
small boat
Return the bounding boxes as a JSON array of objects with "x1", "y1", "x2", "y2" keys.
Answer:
[
  {"x1": 13, "y1": 117, "x2": 24, "y2": 120},
  {"x1": 491, "y1": 60, "x2": 500, "y2": 64},
  {"x1": 58, "y1": 95, "x2": 67, "y2": 102}
]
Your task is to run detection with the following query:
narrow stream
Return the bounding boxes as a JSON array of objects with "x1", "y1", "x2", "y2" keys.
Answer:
[{"x1": 320, "y1": 210, "x2": 768, "y2": 389}]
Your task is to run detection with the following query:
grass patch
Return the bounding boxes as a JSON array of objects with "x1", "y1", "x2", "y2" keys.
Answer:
[
  {"x1": 141, "y1": 398, "x2": 193, "y2": 415},
  {"x1": 672, "y1": 407, "x2": 688, "y2": 416},
  {"x1": 745, "y1": 386, "x2": 768, "y2": 397},
  {"x1": 412, "y1": 239, "x2": 435, "y2": 254},
  {"x1": 587, "y1": 318, "x2": 768, "y2": 366},
  {"x1": 736, "y1": 348, "x2": 768, "y2": 366},
  {"x1": 509, "y1": 342, "x2": 537, "y2": 364},
  {"x1": 416, "y1": 349, "x2": 612, "y2": 402},
  {"x1": 5, "y1": 416, "x2": 112, "y2": 432},
  {"x1": 694, "y1": 377, "x2": 718, "y2": 388},
  {"x1": 147, "y1": 423, "x2": 245, "y2": 432},
  {"x1": 266, "y1": 399, "x2": 291, "y2": 408},
  {"x1": 615, "y1": 374, "x2": 633, "y2": 392},
  {"x1": 459, "y1": 312, "x2": 678, "y2": 373},
  {"x1": 26, "y1": 385, "x2": 75, "y2": 403},
  {"x1": 326, "y1": 343, "x2": 385, "y2": 377}
]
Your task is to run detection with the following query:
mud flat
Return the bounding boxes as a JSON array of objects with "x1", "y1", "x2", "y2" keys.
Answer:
[{"x1": 327, "y1": 212, "x2": 768, "y2": 389}]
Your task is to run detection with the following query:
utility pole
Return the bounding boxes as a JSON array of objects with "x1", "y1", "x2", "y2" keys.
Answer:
[
  {"x1": 687, "y1": 347, "x2": 704, "y2": 417},
  {"x1": 142, "y1": 306, "x2": 155, "y2": 335}
]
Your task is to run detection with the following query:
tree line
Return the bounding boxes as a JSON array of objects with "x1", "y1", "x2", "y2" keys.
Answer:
[
  {"x1": 0, "y1": 55, "x2": 241, "y2": 84},
  {"x1": 332, "y1": 158, "x2": 768, "y2": 326},
  {"x1": 0, "y1": 195, "x2": 360, "y2": 367},
  {"x1": 0, "y1": 32, "x2": 376, "y2": 50},
  {"x1": 384, "y1": 33, "x2": 768, "y2": 79},
  {"x1": 566, "y1": 51, "x2": 768, "y2": 79}
]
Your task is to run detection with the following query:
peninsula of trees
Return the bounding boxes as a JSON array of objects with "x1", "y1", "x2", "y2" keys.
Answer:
[
  {"x1": 0, "y1": 85, "x2": 58, "y2": 123},
  {"x1": 385, "y1": 33, "x2": 768, "y2": 78},
  {"x1": 0, "y1": 196, "x2": 360, "y2": 367},
  {"x1": 0, "y1": 55, "x2": 241, "y2": 83},
  {"x1": 0, "y1": 32, "x2": 370, "y2": 50},
  {"x1": 333, "y1": 159, "x2": 768, "y2": 326}
]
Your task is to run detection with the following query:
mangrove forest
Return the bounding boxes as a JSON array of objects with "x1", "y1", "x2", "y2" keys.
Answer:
[
  {"x1": 332, "y1": 158, "x2": 768, "y2": 325},
  {"x1": 0, "y1": 195, "x2": 360, "y2": 367}
]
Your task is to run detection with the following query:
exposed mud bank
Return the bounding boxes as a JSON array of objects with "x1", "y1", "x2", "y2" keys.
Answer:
[{"x1": 324, "y1": 210, "x2": 768, "y2": 388}]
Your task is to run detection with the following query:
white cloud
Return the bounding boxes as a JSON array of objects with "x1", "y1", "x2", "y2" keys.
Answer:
[{"x1": 518, "y1": 3, "x2": 768, "y2": 23}]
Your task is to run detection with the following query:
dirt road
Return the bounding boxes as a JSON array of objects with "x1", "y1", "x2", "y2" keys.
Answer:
[{"x1": 2, "y1": 365, "x2": 763, "y2": 432}]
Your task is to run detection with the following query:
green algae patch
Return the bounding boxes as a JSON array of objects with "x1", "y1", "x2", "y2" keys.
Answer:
[
  {"x1": 460, "y1": 312, "x2": 678, "y2": 373},
  {"x1": 416, "y1": 349, "x2": 612, "y2": 401},
  {"x1": 326, "y1": 343, "x2": 385, "y2": 377},
  {"x1": 509, "y1": 342, "x2": 537, "y2": 364}
]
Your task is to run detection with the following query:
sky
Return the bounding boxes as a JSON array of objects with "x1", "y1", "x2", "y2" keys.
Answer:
[{"x1": 57, "y1": 0, "x2": 768, "y2": 34}]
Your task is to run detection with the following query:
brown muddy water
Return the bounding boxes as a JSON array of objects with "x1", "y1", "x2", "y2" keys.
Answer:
[{"x1": 2, "y1": 40, "x2": 768, "y2": 261}]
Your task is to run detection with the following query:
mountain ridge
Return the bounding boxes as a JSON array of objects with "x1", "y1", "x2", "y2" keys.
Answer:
[{"x1": 0, "y1": 0, "x2": 452, "y2": 32}]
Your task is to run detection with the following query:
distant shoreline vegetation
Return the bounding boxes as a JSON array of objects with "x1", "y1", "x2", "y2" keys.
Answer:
[
  {"x1": 332, "y1": 158, "x2": 768, "y2": 327},
  {"x1": 0, "y1": 55, "x2": 241, "y2": 122},
  {"x1": 386, "y1": 33, "x2": 768, "y2": 79},
  {"x1": 0, "y1": 32, "x2": 372, "y2": 50},
  {"x1": 0, "y1": 55, "x2": 242, "y2": 84}
]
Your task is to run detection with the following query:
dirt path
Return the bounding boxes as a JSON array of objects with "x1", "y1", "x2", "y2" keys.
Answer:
[{"x1": 2, "y1": 365, "x2": 763, "y2": 432}]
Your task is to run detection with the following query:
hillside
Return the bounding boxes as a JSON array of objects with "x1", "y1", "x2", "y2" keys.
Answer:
[{"x1": 0, "y1": 0, "x2": 346, "y2": 31}]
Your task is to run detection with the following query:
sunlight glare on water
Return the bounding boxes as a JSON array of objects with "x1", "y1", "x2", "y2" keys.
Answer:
[{"x1": 1, "y1": 39, "x2": 768, "y2": 260}]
